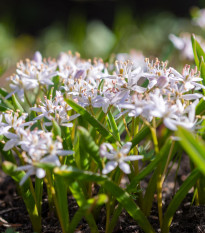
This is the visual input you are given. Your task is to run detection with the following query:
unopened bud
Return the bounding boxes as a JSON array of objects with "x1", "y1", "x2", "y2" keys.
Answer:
[
  {"x1": 33, "y1": 51, "x2": 42, "y2": 64},
  {"x1": 156, "y1": 76, "x2": 168, "y2": 88}
]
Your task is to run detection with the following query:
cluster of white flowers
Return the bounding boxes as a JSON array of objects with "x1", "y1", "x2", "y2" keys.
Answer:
[
  {"x1": 6, "y1": 52, "x2": 58, "y2": 101},
  {"x1": 1, "y1": 50, "x2": 204, "y2": 178},
  {"x1": 31, "y1": 91, "x2": 80, "y2": 127},
  {"x1": 0, "y1": 110, "x2": 73, "y2": 184}
]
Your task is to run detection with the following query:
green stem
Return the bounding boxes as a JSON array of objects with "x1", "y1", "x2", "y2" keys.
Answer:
[
  {"x1": 47, "y1": 170, "x2": 69, "y2": 233},
  {"x1": 150, "y1": 121, "x2": 162, "y2": 228},
  {"x1": 24, "y1": 90, "x2": 32, "y2": 107},
  {"x1": 35, "y1": 178, "x2": 43, "y2": 215}
]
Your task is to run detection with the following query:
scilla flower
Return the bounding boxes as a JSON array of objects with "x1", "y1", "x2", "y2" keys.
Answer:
[{"x1": 100, "y1": 142, "x2": 143, "y2": 174}]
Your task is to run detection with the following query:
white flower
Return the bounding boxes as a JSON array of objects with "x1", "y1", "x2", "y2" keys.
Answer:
[
  {"x1": 100, "y1": 142, "x2": 143, "y2": 174},
  {"x1": 193, "y1": 9, "x2": 205, "y2": 29},
  {"x1": 169, "y1": 33, "x2": 205, "y2": 60},
  {"x1": 15, "y1": 130, "x2": 74, "y2": 185},
  {"x1": 31, "y1": 91, "x2": 79, "y2": 127}
]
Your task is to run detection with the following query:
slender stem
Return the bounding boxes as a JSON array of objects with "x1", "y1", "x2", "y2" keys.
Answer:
[
  {"x1": 122, "y1": 115, "x2": 131, "y2": 139},
  {"x1": 157, "y1": 169, "x2": 163, "y2": 228},
  {"x1": 46, "y1": 171, "x2": 68, "y2": 233},
  {"x1": 97, "y1": 106, "x2": 112, "y2": 144},
  {"x1": 150, "y1": 126, "x2": 159, "y2": 154},
  {"x1": 161, "y1": 141, "x2": 175, "y2": 184},
  {"x1": 35, "y1": 178, "x2": 43, "y2": 215},
  {"x1": 149, "y1": 120, "x2": 163, "y2": 227},
  {"x1": 24, "y1": 90, "x2": 32, "y2": 107},
  {"x1": 89, "y1": 104, "x2": 95, "y2": 116},
  {"x1": 105, "y1": 201, "x2": 111, "y2": 233}
]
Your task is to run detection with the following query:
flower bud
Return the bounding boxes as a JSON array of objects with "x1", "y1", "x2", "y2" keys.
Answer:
[
  {"x1": 157, "y1": 76, "x2": 168, "y2": 88},
  {"x1": 33, "y1": 51, "x2": 42, "y2": 64}
]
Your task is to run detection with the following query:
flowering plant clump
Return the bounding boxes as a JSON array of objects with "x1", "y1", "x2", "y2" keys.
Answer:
[{"x1": 1, "y1": 35, "x2": 205, "y2": 233}]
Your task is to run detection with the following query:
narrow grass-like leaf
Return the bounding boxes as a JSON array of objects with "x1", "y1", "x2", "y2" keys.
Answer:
[
  {"x1": 64, "y1": 96, "x2": 118, "y2": 143},
  {"x1": 196, "y1": 98, "x2": 205, "y2": 115},
  {"x1": 131, "y1": 125, "x2": 150, "y2": 150},
  {"x1": 162, "y1": 168, "x2": 200, "y2": 233},
  {"x1": 52, "y1": 119, "x2": 62, "y2": 138},
  {"x1": 54, "y1": 167, "x2": 155, "y2": 233},
  {"x1": 191, "y1": 34, "x2": 205, "y2": 68},
  {"x1": 78, "y1": 126, "x2": 102, "y2": 170},
  {"x1": 127, "y1": 139, "x2": 172, "y2": 192},
  {"x1": 177, "y1": 127, "x2": 205, "y2": 176},
  {"x1": 107, "y1": 111, "x2": 120, "y2": 141},
  {"x1": 69, "y1": 181, "x2": 99, "y2": 233},
  {"x1": 2, "y1": 161, "x2": 41, "y2": 233},
  {"x1": 200, "y1": 57, "x2": 205, "y2": 86},
  {"x1": 35, "y1": 178, "x2": 43, "y2": 215},
  {"x1": 12, "y1": 94, "x2": 24, "y2": 113},
  {"x1": 0, "y1": 88, "x2": 13, "y2": 109},
  {"x1": 68, "y1": 194, "x2": 108, "y2": 233},
  {"x1": 54, "y1": 173, "x2": 69, "y2": 233}
]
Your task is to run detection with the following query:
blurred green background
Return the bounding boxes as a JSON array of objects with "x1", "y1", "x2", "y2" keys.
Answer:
[{"x1": 1, "y1": 0, "x2": 205, "y2": 82}]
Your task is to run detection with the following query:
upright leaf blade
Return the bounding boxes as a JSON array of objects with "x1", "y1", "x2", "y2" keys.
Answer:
[
  {"x1": 107, "y1": 111, "x2": 120, "y2": 141},
  {"x1": 162, "y1": 168, "x2": 200, "y2": 233},
  {"x1": 78, "y1": 126, "x2": 102, "y2": 170},
  {"x1": 191, "y1": 34, "x2": 205, "y2": 68},
  {"x1": 2, "y1": 161, "x2": 41, "y2": 232},
  {"x1": 131, "y1": 125, "x2": 150, "y2": 150},
  {"x1": 177, "y1": 127, "x2": 205, "y2": 176},
  {"x1": 54, "y1": 166, "x2": 155, "y2": 233}
]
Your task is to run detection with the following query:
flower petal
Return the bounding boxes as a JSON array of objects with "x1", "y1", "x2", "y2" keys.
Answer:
[
  {"x1": 119, "y1": 162, "x2": 131, "y2": 174},
  {"x1": 102, "y1": 161, "x2": 118, "y2": 174}
]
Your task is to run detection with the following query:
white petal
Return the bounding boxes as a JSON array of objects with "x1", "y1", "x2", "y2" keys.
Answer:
[
  {"x1": 182, "y1": 93, "x2": 203, "y2": 100},
  {"x1": 3, "y1": 139, "x2": 18, "y2": 151},
  {"x1": 57, "y1": 150, "x2": 74, "y2": 155},
  {"x1": 120, "y1": 142, "x2": 132, "y2": 154},
  {"x1": 102, "y1": 161, "x2": 118, "y2": 174},
  {"x1": 163, "y1": 118, "x2": 177, "y2": 131},
  {"x1": 61, "y1": 123, "x2": 73, "y2": 127},
  {"x1": 40, "y1": 155, "x2": 61, "y2": 166},
  {"x1": 124, "y1": 155, "x2": 143, "y2": 161},
  {"x1": 119, "y1": 162, "x2": 131, "y2": 174},
  {"x1": 36, "y1": 168, "x2": 46, "y2": 179},
  {"x1": 16, "y1": 165, "x2": 32, "y2": 171},
  {"x1": 19, "y1": 168, "x2": 35, "y2": 186}
]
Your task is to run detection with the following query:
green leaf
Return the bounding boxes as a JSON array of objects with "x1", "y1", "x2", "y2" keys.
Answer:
[
  {"x1": 54, "y1": 173, "x2": 70, "y2": 233},
  {"x1": 0, "y1": 91, "x2": 14, "y2": 111},
  {"x1": 69, "y1": 181, "x2": 99, "y2": 232},
  {"x1": 2, "y1": 161, "x2": 41, "y2": 232},
  {"x1": 131, "y1": 125, "x2": 150, "y2": 150},
  {"x1": 191, "y1": 34, "x2": 205, "y2": 68},
  {"x1": 64, "y1": 96, "x2": 118, "y2": 143},
  {"x1": 52, "y1": 119, "x2": 62, "y2": 139},
  {"x1": 127, "y1": 139, "x2": 172, "y2": 192},
  {"x1": 97, "y1": 79, "x2": 105, "y2": 94},
  {"x1": 68, "y1": 194, "x2": 108, "y2": 233},
  {"x1": 78, "y1": 126, "x2": 102, "y2": 170},
  {"x1": 54, "y1": 166, "x2": 155, "y2": 233},
  {"x1": 177, "y1": 127, "x2": 205, "y2": 176},
  {"x1": 52, "y1": 75, "x2": 60, "y2": 98},
  {"x1": 200, "y1": 57, "x2": 205, "y2": 86},
  {"x1": 12, "y1": 94, "x2": 24, "y2": 113},
  {"x1": 196, "y1": 98, "x2": 205, "y2": 115},
  {"x1": 107, "y1": 111, "x2": 120, "y2": 141},
  {"x1": 162, "y1": 168, "x2": 200, "y2": 233}
]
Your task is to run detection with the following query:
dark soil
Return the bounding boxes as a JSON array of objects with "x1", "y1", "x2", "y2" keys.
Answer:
[{"x1": 0, "y1": 154, "x2": 205, "y2": 233}]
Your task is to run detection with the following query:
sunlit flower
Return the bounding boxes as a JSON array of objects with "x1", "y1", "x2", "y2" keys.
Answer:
[{"x1": 100, "y1": 142, "x2": 143, "y2": 174}]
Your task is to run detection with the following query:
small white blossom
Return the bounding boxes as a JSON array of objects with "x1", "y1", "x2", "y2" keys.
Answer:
[{"x1": 100, "y1": 142, "x2": 143, "y2": 174}]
